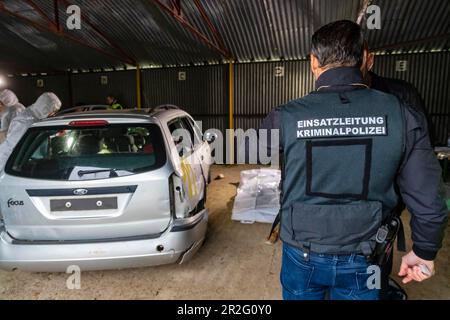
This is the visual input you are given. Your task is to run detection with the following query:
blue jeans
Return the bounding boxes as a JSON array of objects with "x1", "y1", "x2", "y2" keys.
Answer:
[{"x1": 281, "y1": 243, "x2": 379, "y2": 300}]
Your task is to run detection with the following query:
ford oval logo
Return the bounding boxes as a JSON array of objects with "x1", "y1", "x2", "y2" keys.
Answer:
[{"x1": 73, "y1": 188, "x2": 88, "y2": 196}]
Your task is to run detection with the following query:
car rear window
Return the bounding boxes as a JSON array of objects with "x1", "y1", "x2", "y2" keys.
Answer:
[{"x1": 5, "y1": 123, "x2": 166, "y2": 181}]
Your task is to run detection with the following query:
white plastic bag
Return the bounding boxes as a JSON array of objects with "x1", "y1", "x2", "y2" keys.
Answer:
[{"x1": 232, "y1": 168, "x2": 281, "y2": 224}]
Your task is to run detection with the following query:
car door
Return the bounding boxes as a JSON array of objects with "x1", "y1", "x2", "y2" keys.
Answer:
[
  {"x1": 179, "y1": 117, "x2": 205, "y2": 204},
  {"x1": 168, "y1": 118, "x2": 202, "y2": 212},
  {"x1": 185, "y1": 116, "x2": 211, "y2": 183}
]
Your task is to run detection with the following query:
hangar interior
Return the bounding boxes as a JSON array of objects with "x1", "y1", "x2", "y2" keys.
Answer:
[{"x1": 0, "y1": 0, "x2": 449, "y2": 299}]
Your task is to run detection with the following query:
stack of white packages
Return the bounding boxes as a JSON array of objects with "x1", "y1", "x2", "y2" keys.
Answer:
[{"x1": 231, "y1": 168, "x2": 281, "y2": 224}]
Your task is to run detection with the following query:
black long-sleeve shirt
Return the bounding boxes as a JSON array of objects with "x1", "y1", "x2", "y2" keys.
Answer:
[
  {"x1": 370, "y1": 71, "x2": 436, "y2": 146},
  {"x1": 258, "y1": 67, "x2": 448, "y2": 260}
]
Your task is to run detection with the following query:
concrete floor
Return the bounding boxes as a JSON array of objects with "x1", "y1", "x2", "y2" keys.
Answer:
[{"x1": 0, "y1": 164, "x2": 449, "y2": 300}]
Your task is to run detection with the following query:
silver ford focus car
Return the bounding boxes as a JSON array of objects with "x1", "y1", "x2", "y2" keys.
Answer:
[{"x1": 0, "y1": 105, "x2": 212, "y2": 272}]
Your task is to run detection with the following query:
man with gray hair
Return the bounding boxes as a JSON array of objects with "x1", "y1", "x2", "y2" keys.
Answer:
[{"x1": 0, "y1": 92, "x2": 61, "y2": 172}]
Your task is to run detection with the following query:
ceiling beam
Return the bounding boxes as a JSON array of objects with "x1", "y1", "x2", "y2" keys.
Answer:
[
  {"x1": 356, "y1": 0, "x2": 372, "y2": 26},
  {"x1": 53, "y1": 0, "x2": 61, "y2": 31},
  {"x1": 0, "y1": 4, "x2": 134, "y2": 66},
  {"x1": 192, "y1": 0, "x2": 231, "y2": 58},
  {"x1": 372, "y1": 33, "x2": 450, "y2": 52},
  {"x1": 152, "y1": 0, "x2": 232, "y2": 60},
  {"x1": 59, "y1": 0, "x2": 137, "y2": 66},
  {"x1": 170, "y1": 0, "x2": 181, "y2": 15},
  {"x1": 25, "y1": 0, "x2": 57, "y2": 28}
]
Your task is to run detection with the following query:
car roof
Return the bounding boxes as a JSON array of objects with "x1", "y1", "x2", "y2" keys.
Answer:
[{"x1": 33, "y1": 106, "x2": 190, "y2": 127}]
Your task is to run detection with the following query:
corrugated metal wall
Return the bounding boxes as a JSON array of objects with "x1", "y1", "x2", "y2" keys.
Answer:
[
  {"x1": 142, "y1": 65, "x2": 228, "y2": 133},
  {"x1": 232, "y1": 52, "x2": 450, "y2": 144},
  {"x1": 71, "y1": 70, "x2": 137, "y2": 108},
  {"x1": 372, "y1": 52, "x2": 450, "y2": 144},
  {"x1": 6, "y1": 52, "x2": 449, "y2": 143},
  {"x1": 6, "y1": 74, "x2": 71, "y2": 107},
  {"x1": 232, "y1": 53, "x2": 450, "y2": 144},
  {"x1": 234, "y1": 60, "x2": 314, "y2": 131},
  {"x1": 5, "y1": 70, "x2": 137, "y2": 109}
]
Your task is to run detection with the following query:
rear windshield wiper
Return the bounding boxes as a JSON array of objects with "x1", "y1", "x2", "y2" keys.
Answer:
[{"x1": 78, "y1": 169, "x2": 119, "y2": 177}]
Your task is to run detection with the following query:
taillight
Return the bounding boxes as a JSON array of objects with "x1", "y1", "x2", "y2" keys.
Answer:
[
  {"x1": 169, "y1": 174, "x2": 176, "y2": 219},
  {"x1": 170, "y1": 174, "x2": 187, "y2": 219},
  {"x1": 69, "y1": 120, "x2": 109, "y2": 127}
]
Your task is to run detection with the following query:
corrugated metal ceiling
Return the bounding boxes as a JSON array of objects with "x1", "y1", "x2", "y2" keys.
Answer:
[
  {"x1": 369, "y1": 0, "x2": 450, "y2": 53},
  {"x1": 0, "y1": 0, "x2": 448, "y2": 74}
]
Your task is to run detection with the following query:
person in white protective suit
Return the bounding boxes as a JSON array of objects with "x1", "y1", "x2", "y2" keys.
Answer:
[
  {"x1": 0, "y1": 89, "x2": 25, "y2": 144},
  {"x1": 0, "y1": 92, "x2": 61, "y2": 172}
]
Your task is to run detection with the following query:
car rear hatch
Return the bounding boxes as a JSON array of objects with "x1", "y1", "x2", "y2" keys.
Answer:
[{"x1": 0, "y1": 118, "x2": 173, "y2": 242}]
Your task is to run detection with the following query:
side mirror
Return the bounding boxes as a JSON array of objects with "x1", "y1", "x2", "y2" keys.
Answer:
[{"x1": 204, "y1": 132, "x2": 217, "y2": 144}]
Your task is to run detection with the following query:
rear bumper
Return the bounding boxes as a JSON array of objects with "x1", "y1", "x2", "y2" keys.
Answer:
[{"x1": 0, "y1": 209, "x2": 208, "y2": 272}]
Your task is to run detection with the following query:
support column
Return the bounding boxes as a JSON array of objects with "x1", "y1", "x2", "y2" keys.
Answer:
[
  {"x1": 136, "y1": 65, "x2": 142, "y2": 109},
  {"x1": 228, "y1": 62, "x2": 234, "y2": 164}
]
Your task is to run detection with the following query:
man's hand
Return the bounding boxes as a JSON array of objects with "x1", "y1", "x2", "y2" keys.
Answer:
[{"x1": 399, "y1": 251, "x2": 435, "y2": 284}]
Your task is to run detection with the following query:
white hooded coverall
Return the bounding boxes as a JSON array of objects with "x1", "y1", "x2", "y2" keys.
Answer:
[
  {"x1": 0, "y1": 89, "x2": 26, "y2": 144},
  {"x1": 0, "y1": 92, "x2": 62, "y2": 172}
]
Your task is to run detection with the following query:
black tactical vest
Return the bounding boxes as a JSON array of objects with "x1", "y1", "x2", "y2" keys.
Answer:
[{"x1": 279, "y1": 88, "x2": 404, "y2": 255}]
